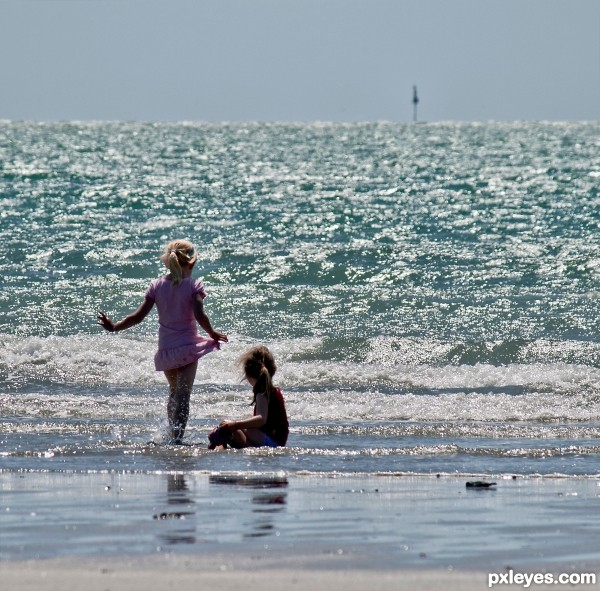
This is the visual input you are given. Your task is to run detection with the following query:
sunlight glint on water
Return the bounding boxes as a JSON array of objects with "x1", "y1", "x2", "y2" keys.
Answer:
[{"x1": 1, "y1": 121, "x2": 599, "y2": 476}]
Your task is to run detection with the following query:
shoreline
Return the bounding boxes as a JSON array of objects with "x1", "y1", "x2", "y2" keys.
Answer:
[
  {"x1": 0, "y1": 560, "x2": 505, "y2": 591},
  {"x1": 2, "y1": 472, "x2": 600, "y2": 574},
  {"x1": 2, "y1": 554, "x2": 599, "y2": 591}
]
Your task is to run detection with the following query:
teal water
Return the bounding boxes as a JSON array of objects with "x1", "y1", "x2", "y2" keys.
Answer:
[{"x1": 1, "y1": 121, "x2": 599, "y2": 476}]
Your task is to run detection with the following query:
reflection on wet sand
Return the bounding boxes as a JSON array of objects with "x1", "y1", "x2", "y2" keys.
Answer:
[
  {"x1": 153, "y1": 474, "x2": 196, "y2": 546},
  {"x1": 151, "y1": 474, "x2": 289, "y2": 548},
  {"x1": 209, "y1": 475, "x2": 288, "y2": 539}
]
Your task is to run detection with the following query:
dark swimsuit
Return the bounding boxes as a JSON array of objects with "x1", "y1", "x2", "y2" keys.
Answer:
[{"x1": 256, "y1": 387, "x2": 289, "y2": 447}]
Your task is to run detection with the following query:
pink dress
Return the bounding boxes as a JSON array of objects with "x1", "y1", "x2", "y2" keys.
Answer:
[{"x1": 145, "y1": 275, "x2": 220, "y2": 371}]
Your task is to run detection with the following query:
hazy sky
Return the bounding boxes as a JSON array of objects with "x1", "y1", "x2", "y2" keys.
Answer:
[{"x1": 1, "y1": 0, "x2": 599, "y2": 121}]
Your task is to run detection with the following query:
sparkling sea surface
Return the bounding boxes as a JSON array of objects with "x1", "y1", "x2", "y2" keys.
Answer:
[{"x1": 1, "y1": 121, "x2": 599, "y2": 478}]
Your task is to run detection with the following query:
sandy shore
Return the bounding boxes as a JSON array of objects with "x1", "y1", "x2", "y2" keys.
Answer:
[
  {"x1": 0, "y1": 556, "x2": 569, "y2": 591},
  {"x1": 0, "y1": 564, "x2": 476, "y2": 591},
  {"x1": 2, "y1": 472, "x2": 600, "y2": 590}
]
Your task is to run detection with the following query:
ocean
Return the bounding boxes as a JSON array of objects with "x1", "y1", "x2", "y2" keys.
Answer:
[{"x1": 1, "y1": 120, "x2": 599, "y2": 479}]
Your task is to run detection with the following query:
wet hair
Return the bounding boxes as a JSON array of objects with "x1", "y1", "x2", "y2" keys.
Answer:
[
  {"x1": 239, "y1": 346, "x2": 277, "y2": 404},
  {"x1": 160, "y1": 239, "x2": 198, "y2": 286}
]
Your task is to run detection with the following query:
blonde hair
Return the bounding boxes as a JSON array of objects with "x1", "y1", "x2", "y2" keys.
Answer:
[
  {"x1": 160, "y1": 239, "x2": 198, "y2": 285},
  {"x1": 239, "y1": 346, "x2": 277, "y2": 405}
]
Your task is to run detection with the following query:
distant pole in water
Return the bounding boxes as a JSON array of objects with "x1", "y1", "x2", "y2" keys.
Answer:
[{"x1": 412, "y1": 85, "x2": 419, "y2": 122}]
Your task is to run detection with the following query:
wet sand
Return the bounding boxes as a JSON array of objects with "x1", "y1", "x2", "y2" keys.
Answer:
[{"x1": 1, "y1": 472, "x2": 599, "y2": 589}]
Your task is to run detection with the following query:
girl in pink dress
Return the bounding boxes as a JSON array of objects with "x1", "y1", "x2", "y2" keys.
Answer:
[{"x1": 98, "y1": 239, "x2": 228, "y2": 443}]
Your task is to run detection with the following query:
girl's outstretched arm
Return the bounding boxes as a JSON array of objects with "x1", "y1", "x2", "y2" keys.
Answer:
[
  {"x1": 193, "y1": 295, "x2": 228, "y2": 342},
  {"x1": 98, "y1": 297, "x2": 155, "y2": 333}
]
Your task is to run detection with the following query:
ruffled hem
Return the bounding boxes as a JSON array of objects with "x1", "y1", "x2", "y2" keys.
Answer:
[{"x1": 154, "y1": 338, "x2": 220, "y2": 371}]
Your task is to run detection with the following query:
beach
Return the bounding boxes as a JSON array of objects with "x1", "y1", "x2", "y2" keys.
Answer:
[
  {"x1": 0, "y1": 560, "x2": 536, "y2": 591},
  {"x1": 0, "y1": 559, "x2": 517, "y2": 591},
  {"x1": 2, "y1": 472, "x2": 600, "y2": 590},
  {"x1": 1, "y1": 120, "x2": 599, "y2": 588}
]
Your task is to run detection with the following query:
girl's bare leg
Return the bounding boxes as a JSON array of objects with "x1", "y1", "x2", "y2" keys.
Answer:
[
  {"x1": 164, "y1": 361, "x2": 198, "y2": 442},
  {"x1": 229, "y1": 428, "x2": 266, "y2": 448}
]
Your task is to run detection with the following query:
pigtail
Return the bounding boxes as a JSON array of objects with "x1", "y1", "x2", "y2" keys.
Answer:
[
  {"x1": 167, "y1": 251, "x2": 183, "y2": 285},
  {"x1": 160, "y1": 240, "x2": 198, "y2": 286},
  {"x1": 252, "y1": 365, "x2": 273, "y2": 405},
  {"x1": 240, "y1": 345, "x2": 277, "y2": 405}
]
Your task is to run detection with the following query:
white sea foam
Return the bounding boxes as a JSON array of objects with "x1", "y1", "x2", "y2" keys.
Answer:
[
  {"x1": 2, "y1": 334, "x2": 597, "y2": 425},
  {"x1": 2, "y1": 334, "x2": 598, "y2": 391}
]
